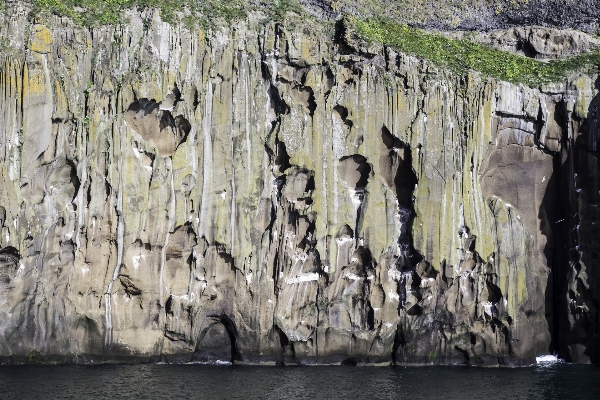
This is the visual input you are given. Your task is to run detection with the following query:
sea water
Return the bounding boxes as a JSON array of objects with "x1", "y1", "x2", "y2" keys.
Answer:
[{"x1": 0, "y1": 362, "x2": 598, "y2": 399}]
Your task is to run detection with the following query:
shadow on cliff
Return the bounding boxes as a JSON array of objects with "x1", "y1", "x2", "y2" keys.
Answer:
[
  {"x1": 378, "y1": 126, "x2": 437, "y2": 363},
  {"x1": 542, "y1": 76, "x2": 600, "y2": 363},
  {"x1": 539, "y1": 96, "x2": 567, "y2": 358},
  {"x1": 380, "y1": 126, "x2": 421, "y2": 268}
]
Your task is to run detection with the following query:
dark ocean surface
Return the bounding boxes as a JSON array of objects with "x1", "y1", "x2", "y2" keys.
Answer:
[{"x1": 0, "y1": 362, "x2": 598, "y2": 399}]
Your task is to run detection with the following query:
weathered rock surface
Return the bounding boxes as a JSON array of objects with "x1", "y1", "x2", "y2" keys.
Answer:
[
  {"x1": 444, "y1": 26, "x2": 600, "y2": 60},
  {"x1": 0, "y1": 5, "x2": 599, "y2": 365},
  {"x1": 303, "y1": 0, "x2": 600, "y2": 34}
]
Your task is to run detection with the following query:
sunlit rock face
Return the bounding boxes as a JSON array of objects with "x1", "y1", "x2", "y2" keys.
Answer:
[{"x1": 0, "y1": 5, "x2": 599, "y2": 365}]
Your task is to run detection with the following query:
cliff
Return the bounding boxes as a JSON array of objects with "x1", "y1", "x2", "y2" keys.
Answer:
[
  {"x1": 300, "y1": 0, "x2": 600, "y2": 33},
  {"x1": 0, "y1": 1, "x2": 599, "y2": 365}
]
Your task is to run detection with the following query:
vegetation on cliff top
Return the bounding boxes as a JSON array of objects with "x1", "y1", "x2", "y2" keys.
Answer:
[
  {"x1": 331, "y1": 0, "x2": 532, "y2": 25},
  {"x1": 24, "y1": 0, "x2": 593, "y2": 32},
  {"x1": 28, "y1": 0, "x2": 302, "y2": 27},
  {"x1": 29, "y1": 0, "x2": 242, "y2": 26},
  {"x1": 353, "y1": 17, "x2": 600, "y2": 86},
  {"x1": 11, "y1": 1, "x2": 600, "y2": 86}
]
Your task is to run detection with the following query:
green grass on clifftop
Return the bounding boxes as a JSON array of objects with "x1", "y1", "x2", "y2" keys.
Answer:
[
  {"x1": 29, "y1": 0, "x2": 303, "y2": 27},
  {"x1": 31, "y1": 0, "x2": 247, "y2": 26},
  {"x1": 19, "y1": 1, "x2": 600, "y2": 86},
  {"x1": 354, "y1": 17, "x2": 600, "y2": 86}
]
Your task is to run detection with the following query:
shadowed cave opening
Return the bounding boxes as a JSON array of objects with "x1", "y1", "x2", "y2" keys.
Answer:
[{"x1": 193, "y1": 315, "x2": 240, "y2": 364}]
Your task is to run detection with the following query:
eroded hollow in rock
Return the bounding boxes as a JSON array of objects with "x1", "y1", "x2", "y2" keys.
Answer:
[
  {"x1": 124, "y1": 89, "x2": 190, "y2": 157},
  {"x1": 337, "y1": 154, "x2": 371, "y2": 241},
  {"x1": 379, "y1": 126, "x2": 417, "y2": 209},
  {"x1": 0, "y1": 246, "x2": 20, "y2": 290},
  {"x1": 337, "y1": 154, "x2": 371, "y2": 190},
  {"x1": 283, "y1": 167, "x2": 315, "y2": 208}
]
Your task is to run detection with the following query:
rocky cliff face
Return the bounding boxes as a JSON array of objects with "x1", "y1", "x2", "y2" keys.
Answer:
[
  {"x1": 0, "y1": 4, "x2": 599, "y2": 365},
  {"x1": 301, "y1": 0, "x2": 600, "y2": 33}
]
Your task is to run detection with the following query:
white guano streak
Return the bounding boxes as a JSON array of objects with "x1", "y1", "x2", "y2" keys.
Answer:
[
  {"x1": 105, "y1": 157, "x2": 124, "y2": 347},
  {"x1": 160, "y1": 158, "x2": 176, "y2": 314},
  {"x1": 285, "y1": 272, "x2": 320, "y2": 284},
  {"x1": 75, "y1": 156, "x2": 87, "y2": 250},
  {"x1": 244, "y1": 56, "x2": 251, "y2": 173},
  {"x1": 230, "y1": 141, "x2": 236, "y2": 256}
]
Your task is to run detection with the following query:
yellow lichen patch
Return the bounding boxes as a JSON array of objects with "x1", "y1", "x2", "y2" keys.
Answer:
[
  {"x1": 172, "y1": 144, "x2": 195, "y2": 227},
  {"x1": 517, "y1": 268, "x2": 528, "y2": 303},
  {"x1": 573, "y1": 74, "x2": 594, "y2": 119},
  {"x1": 21, "y1": 62, "x2": 29, "y2": 96},
  {"x1": 179, "y1": 54, "x2": 189, "y2": 78},
  {"x1": 172, "y1": 144, "x2": 194, "y2": 174},
  {"x1": 214, "y1": 196, "x2": 231, "y2": 245},
  {"x1": 362, "y1": 186, "x2": 390, "y2": 258},
  {"x1": 300, "y1": 40, "x2": 312, "y2": 62},
  {"x1": 481, "y1": 87, "x2": 494, "y2": 146},
  {"x1": 53, "y1": 80, "x2": 69, "y2": 120},
  {"x1": 29, "y1": 25, "x2": 52, "y2": 54},
  {"x1": 498, "y1": 258, "x2": 509, "y2": 305},
  {"x1": 1, "y1": 61, "x2": 17, "y2": 97},
  {"x1": 23, "y1": 65, "x2": 47, "y2": 97},
  {"x1": 144, "y1": 73, "x2": 163, "y2": 101},
  {"x1": 161, "y1": 70, "x2": 176, "y2": 99},
  {"x1": 102, "y1": 78, "x2": 115, "y2": 93}
]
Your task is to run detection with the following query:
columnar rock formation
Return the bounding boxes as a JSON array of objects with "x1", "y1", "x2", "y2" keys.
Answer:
[{"x1": 0, "y1": 5, "x2": 598, "y2": 365}]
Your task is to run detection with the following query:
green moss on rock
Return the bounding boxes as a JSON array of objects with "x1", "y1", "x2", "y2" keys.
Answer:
[{"x1": 354, "y1": 17, "x2": 600, "y2": 86}]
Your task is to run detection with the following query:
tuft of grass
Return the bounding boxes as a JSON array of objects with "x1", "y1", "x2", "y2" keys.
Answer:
[
  {"x1": 354, "y1": 17, "x2": 600, "y2": 86},
  {"x1": 270, "y1": 0, "x2": 304, "y2": 21}
]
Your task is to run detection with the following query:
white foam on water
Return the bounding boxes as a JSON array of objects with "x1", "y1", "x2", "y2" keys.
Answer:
[{"x1": 536, "y1": 354, "x2": 558, "y2": 364}]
